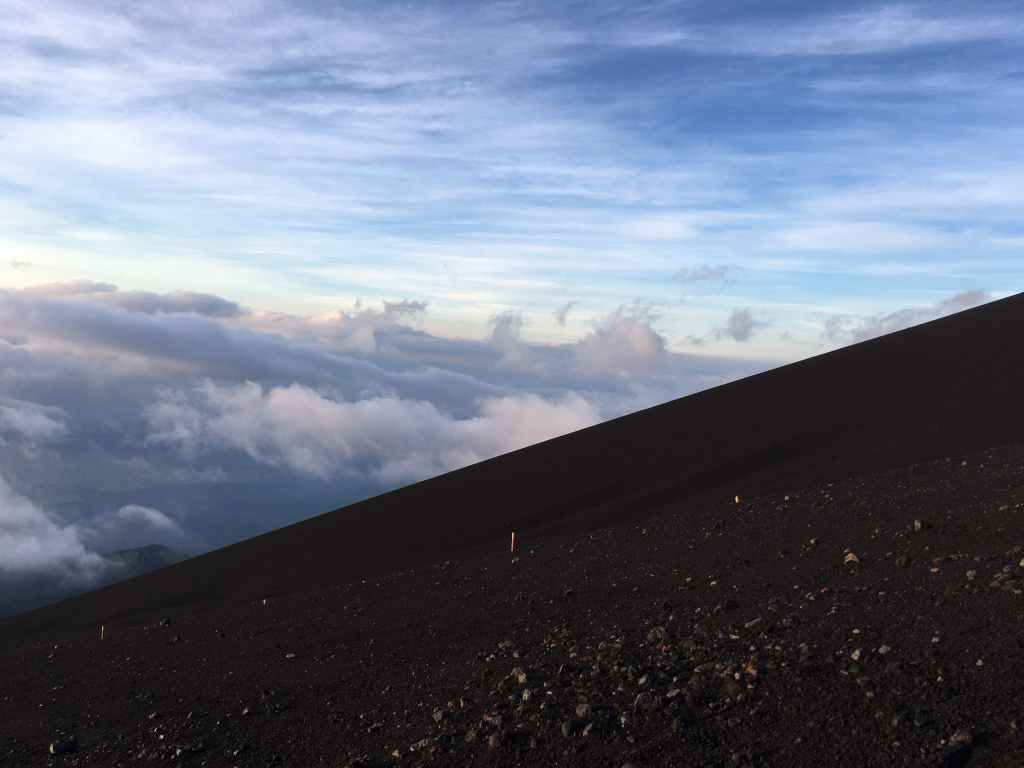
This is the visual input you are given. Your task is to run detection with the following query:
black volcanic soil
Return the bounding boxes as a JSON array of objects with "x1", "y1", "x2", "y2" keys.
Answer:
[{"x1": 6, "y1": 443, "x2": 1024, "y2": 767}]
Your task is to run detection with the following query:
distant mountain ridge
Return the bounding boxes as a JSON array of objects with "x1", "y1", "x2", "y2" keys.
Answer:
[{"x1": 101, "y1": 545, "x2": 190, "y2": 582}]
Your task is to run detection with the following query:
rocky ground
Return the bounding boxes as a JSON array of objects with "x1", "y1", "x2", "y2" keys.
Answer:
[{"x1": 6, "y1": 442, "x2": 1024, "y2": 767}]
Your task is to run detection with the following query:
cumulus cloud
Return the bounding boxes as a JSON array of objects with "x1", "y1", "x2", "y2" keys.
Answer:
[
  {"x1": 236, "y1": 299, "x2": 429, "y2": 356},
  {"x1": 111, "y1": 504, "x2": 181, "y2": 532},
  {"x1": 826, "y1": 289, "x2": 990, "y2": 344},
  {"x1": 674, "y1": 264, "x2": 740, "y2": 293},
  {"x1": 144, "y1": 380, "x2": 602, "y2": 482},
  {"x1": 0, "y1": 475, "x2": 101, "y2": 580},
  {"x1": 487, "y1": 311, "x2": 533, "y2": 369},
  {"x1": 575, "y1": 302, "x2": 668, "y2": 375},
  {"x1": 0, "y1": 397, "x2": 67, "y2": 441},
  {"x1": 552, "y1": 300, "x2": 579, "y2": 326},
  {"x1": 711, "y1": 308, "x2": 770, "y2": 343}
]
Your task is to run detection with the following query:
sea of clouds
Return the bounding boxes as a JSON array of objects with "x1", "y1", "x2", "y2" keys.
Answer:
[{"x1": 0, "y1": 280, "x2": 987, "y2": 616}]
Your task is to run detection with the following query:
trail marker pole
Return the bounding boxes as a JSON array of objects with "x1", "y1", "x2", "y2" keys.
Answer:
[
  {"x1": 101, "y1": 626, "x2": 104, "y2": 640},
  {"x1": 511, "y1": 532, "x2": 515, "y2": 552}
]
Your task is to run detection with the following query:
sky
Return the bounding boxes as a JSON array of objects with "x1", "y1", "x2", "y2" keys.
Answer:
[{"x1": 0, "y1": 0, "x2": 1021, "y2": 615}]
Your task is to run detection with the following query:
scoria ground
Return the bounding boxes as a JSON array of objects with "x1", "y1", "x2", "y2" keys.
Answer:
[{"x1": 5, "y1": 442, "x2": 1024, "y2": 767}]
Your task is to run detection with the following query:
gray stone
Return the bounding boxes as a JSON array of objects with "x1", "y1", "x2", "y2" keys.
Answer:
[{"x1": 576, "y1": 703, "x2": 592, "y2": 718}]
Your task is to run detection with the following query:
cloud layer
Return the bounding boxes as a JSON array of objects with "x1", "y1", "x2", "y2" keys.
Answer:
[{"x1": 0, "y1": 279, "x2": 994, "y2": 616}]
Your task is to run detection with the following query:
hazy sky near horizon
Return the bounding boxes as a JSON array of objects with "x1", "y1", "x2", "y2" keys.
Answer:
[{"x1": 0, "y1": 0, "x2": 1021, "y2": 615}]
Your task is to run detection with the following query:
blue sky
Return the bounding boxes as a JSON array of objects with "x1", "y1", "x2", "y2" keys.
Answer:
[
  {"x1": 2, "y1": 0, "x2": 1021, "y2": 354},
  {"x1": 0, "y1": 0, "x2": 1021, "y2": 613}
]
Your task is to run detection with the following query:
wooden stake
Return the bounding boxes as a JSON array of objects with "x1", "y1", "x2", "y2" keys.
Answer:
[
  {"x1": 101, "y1": 626, "x2": 104, "y2": 640},
  {"x1": 734, "y1": 495, "x2": 740, "y2": 503},
  {"x1": 511, "y1": 532, "x2": 515, "y2": 552}
]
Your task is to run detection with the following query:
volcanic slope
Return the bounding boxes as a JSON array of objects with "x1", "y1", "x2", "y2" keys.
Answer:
[
  {"x1": 4, "y1": 292, "x2": 1024, "y2": 639},
  {"x1": 4, "y1": 443, "x2": 1024, "y2": 767}
]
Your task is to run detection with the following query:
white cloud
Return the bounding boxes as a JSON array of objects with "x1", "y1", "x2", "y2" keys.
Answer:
[
  {"x1": 144, "y1": 380, "x2": 602, "y2": 482},
  {"x1": 14, "y1": 281, "x2": 244, "y2": 317},
  {"x1": 712, "y1": 308, "x2": 770, "y2": 343},
  {"x1": 575, "y1": 305, "x2": 668, "y2": 376},
  {"x1": 0, "y1": 397, "x2": 67, "y2": 441},
  {"x1": 826, "y1": 289, "x2": 991, "y2": 344},
  {"x1": 0, "y1": 475, "x2": 101, "y2": 579},
  {"x1": 111, "y1": 504, "x2": 181, "y2": 532},
  {"x1": 235, "y1": 299, "x2": 428, "y2": 356},
  {"x1": 552, "y1": 300, "x2": 579, "y2": 326},
  {"x1": 674, "y1": 264, "x2": 740, "y2": 293}
]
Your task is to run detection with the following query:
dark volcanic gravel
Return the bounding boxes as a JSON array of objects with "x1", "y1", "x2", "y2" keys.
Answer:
[{"x1": 6, "y1": 443, "x2": 1024, "y2": 767}]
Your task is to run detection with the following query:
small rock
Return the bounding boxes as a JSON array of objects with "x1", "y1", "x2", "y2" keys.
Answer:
[
  {"x1": 914, "y1": 520, "x2": 924, "y2": 531},
  {"x1": 561, "y1": 720, "x2": 577, "y2": 738},
  {"x1": 498, "y1": 640, "x2": 514, "y2": 650},
  {"x1": 511, "y1": 666, "x2": 533, "y2": 683},
  {"x1": 285, "y1": 653, "x2": 295, "y2": 659},
  {"x1": 647, "y1": 626, "x2": 669, "y2": 644},
  {"x1": 49, "y1": 737, "x2": 79, "y2": 756},
  {"x1": 895, "y1": 556, "x2": 908, "y2": 567},
  {"x1": 878, "y1": 645, "x2": 891, "y2": 655},
  {"x1": 409, "y1": 738, "x2": 431, "y2": 752},
  {"x1": 949, "y1": 730, "x2": 972, "y2": 746},
  {"x1": 487, "y1": 733, "x2": 505, "y2": 750},
  {"x1": 851, "y1": 649, "x2": 865, "y2": 661},
  {"x1": 522, "y1": 689, "x2": 533, "y2": 701},
  {"x1": 619, "y1": 712, "x2": 633, "y2": 728},
  {"x1": 581, "y1": 723, "x2": 595, "y2": 737},
  {"x1": 432, "y1": 709, "x2": 449, "y2": 722},
  {"x1": 464, "y1": 729, "x2": 477, "y2": 743},
  {"x1": 967, "y1": 570, "x2": 977, "y2": 580},
  {"x1": 845, "y1": 553, "x2": 861, "y2": 564},
  {"x1": 633, "y1": 692, "x2": 654, "y2": 711},
  {"x1": 664, "y1": 688, "x2": 682, "y2": 701},
  {"x1": 576, "y1": 703, "x2": 592, "y2": 718}
]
